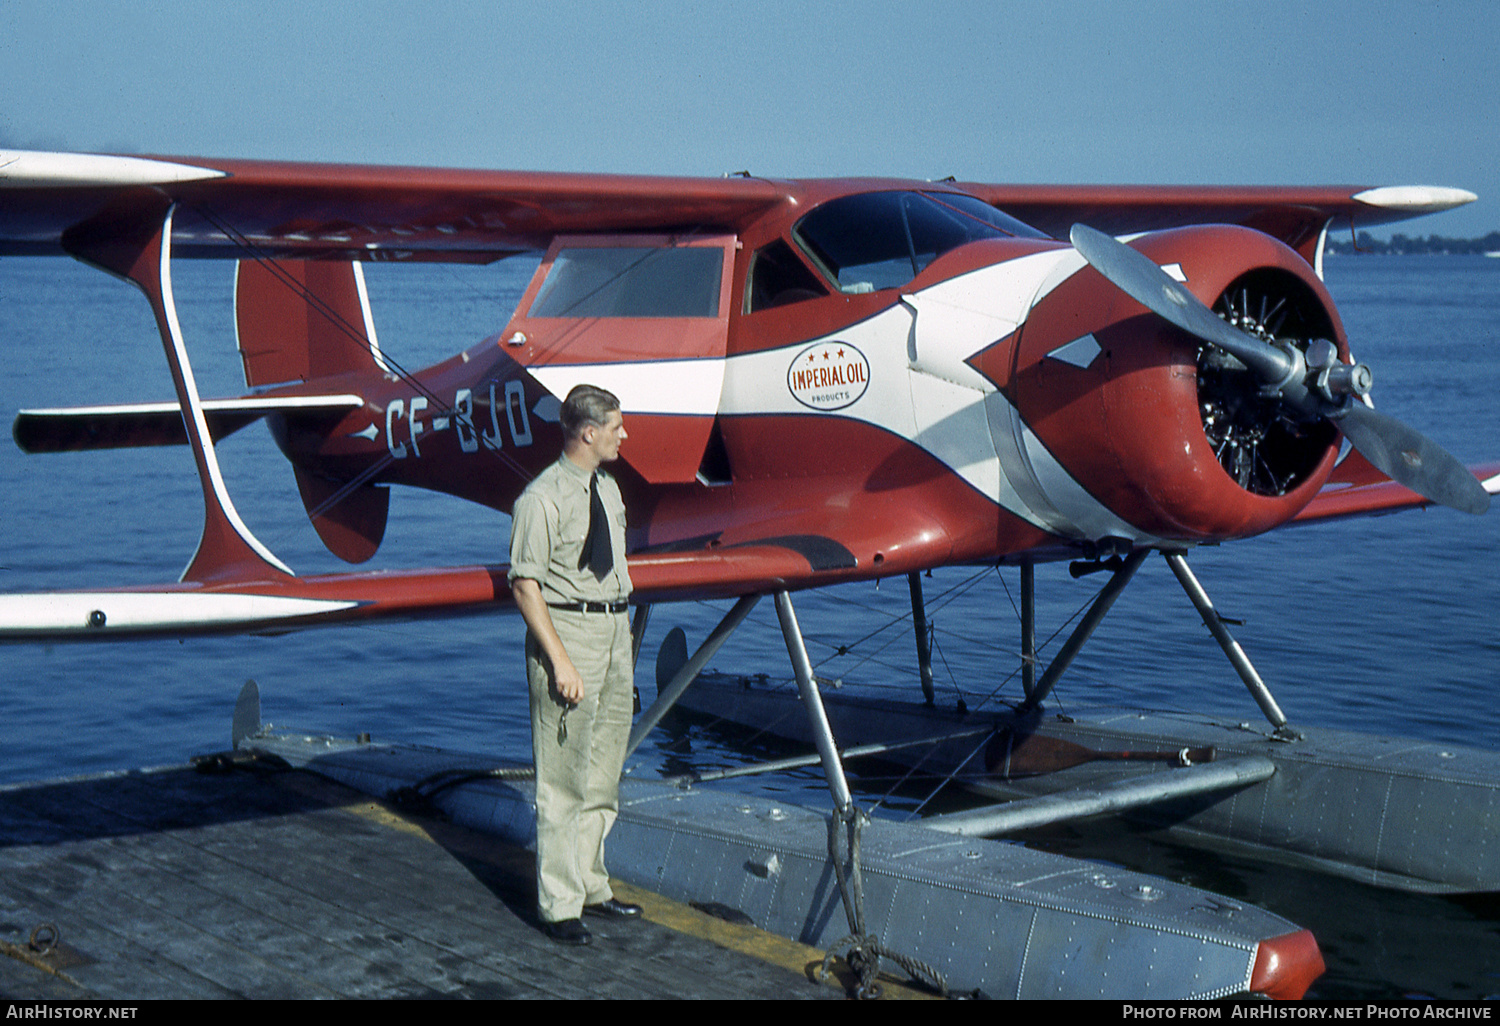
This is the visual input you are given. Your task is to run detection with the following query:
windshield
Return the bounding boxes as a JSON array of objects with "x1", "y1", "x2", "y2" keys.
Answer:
[{"x1": 793, "y1": 190, "x2": 1044, "y2": 293}]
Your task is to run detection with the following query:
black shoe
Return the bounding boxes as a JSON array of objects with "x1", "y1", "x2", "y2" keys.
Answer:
[
  {"x1": 541, "y1": 918, "x2": 592, "y2": 945},
  {"x1": 584, "y1": 898, "x2": 642, "y2": 919}
]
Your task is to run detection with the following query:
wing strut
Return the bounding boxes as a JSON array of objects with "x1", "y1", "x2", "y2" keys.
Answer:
[
  {"x1": 61, "y1": 196, "x2": 292, "y2": 583},
  {"x1": 1018, "y1": 548, "x2": 1148, "y2": 713},
  {"x1": 1019, "y1": 550, "x2": 1299, "y2": 738},
  {"x1": 1163, "y1": 553, "x2": 1296, "y2": 738}
]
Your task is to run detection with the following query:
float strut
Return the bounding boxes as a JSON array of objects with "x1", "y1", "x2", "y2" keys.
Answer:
[
  {"x1": 1020, "y1": 563, "x2": 1037, "y2": 701},
  {"x1": 625, "y1": 594, "x2": 760, "y2": 759},
  {"x1": 629, "y1": 604, "x2": 651, "y2": 669},
  {"x1": 774, "y1": 590, "x2": 854, "y2": 814},
  {"x1": 1162, "y1": 552, "x2": 1296, "y2": 736},
  {"x1": 1019, "y1": 548, "x2": 1148, "y2": 712},
  {"x1": 907, "y1": 572, "x2": 936, "y2": 706},
  {"x1": 629, "y1": 604, "x2": 652, "y2": 713}
]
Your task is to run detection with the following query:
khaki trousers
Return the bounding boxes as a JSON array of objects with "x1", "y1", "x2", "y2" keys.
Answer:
[{"x1": 526, "y1": 608, "x2": 634, "y2": 923}]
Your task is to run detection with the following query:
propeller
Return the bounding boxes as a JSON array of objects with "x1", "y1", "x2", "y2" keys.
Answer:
[{"x1": 1069, "y1": 224, "x2": 1489, "y2": 515}]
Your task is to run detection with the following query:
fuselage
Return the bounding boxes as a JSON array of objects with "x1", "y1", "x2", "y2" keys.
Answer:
[{"x1": 262, "y1": 178, "x2": 1348, "y2": 580}]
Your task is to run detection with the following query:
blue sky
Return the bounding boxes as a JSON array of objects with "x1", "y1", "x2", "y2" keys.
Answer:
[{"x1": 2, "y1": 0, "x2": 1496, "y2": 237}]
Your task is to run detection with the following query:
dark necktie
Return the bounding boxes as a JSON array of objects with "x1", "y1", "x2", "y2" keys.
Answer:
[{"x1": 579, "y1": 472, "x2": 613, "y2": 579}]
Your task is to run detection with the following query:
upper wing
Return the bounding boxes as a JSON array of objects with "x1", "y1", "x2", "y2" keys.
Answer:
[
  {"x1": 956, "y1": 183, "x2": 1477, "y2": 262},
  {"x1": 2, "y1": 150, "x2": 1474, "y2": 265},
  {"x1": 0, "y1": 150, "x2": 787, "y2": 262}
]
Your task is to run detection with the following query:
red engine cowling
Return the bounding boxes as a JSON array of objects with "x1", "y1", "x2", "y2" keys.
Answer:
[{"x1": 1007, "y1": 225, "x2": 1347, "y2": 543}]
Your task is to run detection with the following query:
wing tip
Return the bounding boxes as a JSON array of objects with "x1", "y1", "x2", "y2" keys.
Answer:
[
  {"x1": 0, "y1": 149, "x2": 226, "y2": 188},
  {"x1": 1353, "y1": 185, "x2": 1478, "y2": 215}
]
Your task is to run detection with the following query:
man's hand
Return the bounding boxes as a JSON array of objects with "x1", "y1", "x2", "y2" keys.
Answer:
[{"x1": 551, "y1": 656, "x2": 585, "y2": 706}]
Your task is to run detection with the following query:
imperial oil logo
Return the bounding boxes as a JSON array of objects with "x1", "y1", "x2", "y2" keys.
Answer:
[{"x1": 787, "y1": 341, "x2": 870, "y2": 411}]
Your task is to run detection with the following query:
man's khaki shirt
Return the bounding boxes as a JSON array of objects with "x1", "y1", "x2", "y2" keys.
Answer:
[{"x1": 508, "y1": 454, "x2": 632, "y2": 604}]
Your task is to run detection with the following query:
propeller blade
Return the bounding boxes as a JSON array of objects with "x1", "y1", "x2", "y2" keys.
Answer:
[
  {"x1": 1069, "y1": 224, "x2": 1293, "y2": 384},
  {"x1": 1334, "y1": 402, "x2": 1490, "y2": 514},
  {"x1": 1069, "y1": 223, "x2": 1490, "y2": 516}
]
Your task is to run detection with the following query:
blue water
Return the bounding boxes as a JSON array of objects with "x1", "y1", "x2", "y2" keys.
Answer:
[{"x1": 1, "y1": 251, "x2": 1497, "y2": 997}]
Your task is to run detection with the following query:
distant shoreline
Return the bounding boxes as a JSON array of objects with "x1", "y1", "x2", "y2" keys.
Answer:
[{"x1": 1325, "y1": 230, "x2": 1500, "y2": 256}]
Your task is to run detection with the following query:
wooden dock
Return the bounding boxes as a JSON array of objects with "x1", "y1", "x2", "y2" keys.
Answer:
[{"x1": 0, "y1": 755, "x2": 927, "y2": 1000}]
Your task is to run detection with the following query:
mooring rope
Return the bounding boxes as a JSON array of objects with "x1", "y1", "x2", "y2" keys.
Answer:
[
  {"x1": 817, "y1": 804, "x2": 948, "y2": 999},
  {"x1": 385, "y1": 765, "x2": 535, "y2": 814}
]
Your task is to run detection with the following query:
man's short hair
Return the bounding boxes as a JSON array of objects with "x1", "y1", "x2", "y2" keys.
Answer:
[{"x1": 559, "y1": 384, "x2": 621, "y2": 441}]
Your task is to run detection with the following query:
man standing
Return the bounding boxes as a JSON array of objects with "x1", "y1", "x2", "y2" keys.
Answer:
[{"x1": 508, "y1": 384, "x2": 641, "y2": 946}]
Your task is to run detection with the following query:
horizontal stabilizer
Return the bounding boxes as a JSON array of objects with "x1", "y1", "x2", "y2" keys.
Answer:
[{"x1": 13, "y1": 395, "x2": 364, "y2": 453}]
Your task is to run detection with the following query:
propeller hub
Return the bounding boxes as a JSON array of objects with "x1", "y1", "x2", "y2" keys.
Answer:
[{"x1": 1316, "y1": 361, "x2": 1373, "y2": 404}]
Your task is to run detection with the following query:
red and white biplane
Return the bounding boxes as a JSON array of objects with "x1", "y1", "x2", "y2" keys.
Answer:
[{"x1": 0, "y1": 150, "x2": 1491, "y2": 653}]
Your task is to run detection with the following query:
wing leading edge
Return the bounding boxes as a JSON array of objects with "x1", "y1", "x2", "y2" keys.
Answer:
[{"x1": 958, "y1": 182, "x2": 1477, "y2": 264}]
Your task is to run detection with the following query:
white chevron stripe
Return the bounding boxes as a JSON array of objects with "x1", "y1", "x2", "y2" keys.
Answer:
[
  {"x1": 1047, "y1": 334, "x2": 1101, "y2": 369},
  {"x1": 529, "y1": 359, "x2": 724, "y2": 416}
]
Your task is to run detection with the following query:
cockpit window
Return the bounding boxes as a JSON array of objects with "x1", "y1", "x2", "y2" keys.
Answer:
[
  {"x1": 793, "y1": 190, "x2": 1044, "y2": 293},
  {"x1": 530, "y1": 245, "x2": 724, "y2": 317},
  {"x1": 746, "y1": 239, "x2": 829, "y2": 312}
]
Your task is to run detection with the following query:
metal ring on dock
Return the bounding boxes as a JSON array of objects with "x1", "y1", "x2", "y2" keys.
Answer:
[{"x1": 28, "y1": 923, "x2": 59, "y2": 956}]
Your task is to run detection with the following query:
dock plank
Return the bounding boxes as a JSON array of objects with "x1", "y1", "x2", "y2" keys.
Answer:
[{"x1": 0, "y1": 760, "x2": 861, "y2": 1000}]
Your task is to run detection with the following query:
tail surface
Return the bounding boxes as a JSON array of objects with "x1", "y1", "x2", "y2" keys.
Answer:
[
  {"x1": 235, "y1": 259, "x2": 386, "y2": 387},
  {"x1": 237, "y1": 259, "x2": 390, "y2": 562}
]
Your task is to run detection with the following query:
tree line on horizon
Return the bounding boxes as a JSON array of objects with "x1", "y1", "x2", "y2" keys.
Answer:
[{"x1": 1325, "y1": 230, "x2": 1500, "y2": 255}]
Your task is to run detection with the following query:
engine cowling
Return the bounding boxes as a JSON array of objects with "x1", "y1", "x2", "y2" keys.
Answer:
[{"x1": 1004, "y1": 225, "x2": 1347, "y2": 543}]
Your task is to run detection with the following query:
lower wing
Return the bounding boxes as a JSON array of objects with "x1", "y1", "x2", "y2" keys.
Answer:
[
  {"x1": 0, "y1": 541, "x2": 850, "y2": 642},
  {"x1": 1295, "y1": 453, "x2": 1500, "y2": 524}
]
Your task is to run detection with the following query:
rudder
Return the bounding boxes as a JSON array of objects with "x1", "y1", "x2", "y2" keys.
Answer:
[
  {"x1": 235, "y1": 259, "x2": 386, "y2": 387},
  {"x1": 236, "y1": 258, "x2": 392, "y2": 562}
]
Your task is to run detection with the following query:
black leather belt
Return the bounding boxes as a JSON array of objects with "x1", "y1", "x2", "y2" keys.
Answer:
[{"x1": 548, "y1": 601, "x2": 629, "y2": 614}]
